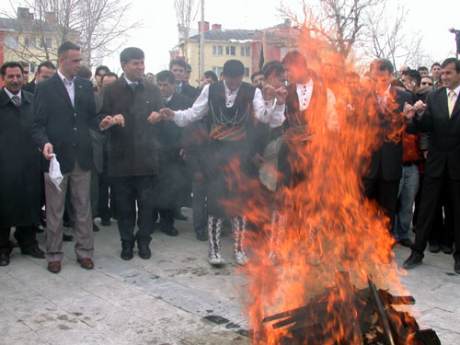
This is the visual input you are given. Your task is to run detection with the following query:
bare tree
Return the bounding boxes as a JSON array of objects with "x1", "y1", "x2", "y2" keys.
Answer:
[
  {"x1": 174, "y1": 0, "x2": 198, "y2": 58},
  {"x1": 279, "y1": 0, "x2": 380, "y2": 58},
  {"x1": 1, "y1": 0, "x2": 138, "y2": 66},
  {"x1": 366, "y1": 4, "x2": 431, "y2": 69}
]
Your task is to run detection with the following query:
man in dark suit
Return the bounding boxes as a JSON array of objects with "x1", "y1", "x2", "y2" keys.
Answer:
[
  {"x1": 363, "y1": 59, "x2": 413, "y2": 231},
  {"x1": 403, "y1": 58, "x2": 460, "y2": 274},
  {"x1": 99, "y1": 47, "x2": 163, "y2": 261},
  {"x1": 32, "y1": 42, "x2": 98, "y2": 274},
  {"x1": 154, "y1": 70, "x2": 193, "y2": 236},
  {"x1": 0, "y1": 62, "x2": 45, "y2": 266},
  {"x1": 23, "y1": 61, "x2": 56, "y2": 94},
  {"x1": 170, "y1": 59, "x2": 199, "y2": 101}
]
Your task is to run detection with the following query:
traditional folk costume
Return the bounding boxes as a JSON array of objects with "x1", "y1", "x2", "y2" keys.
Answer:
[{"x1": 173, "y1": 80, "x2": 285, "y2": 265}]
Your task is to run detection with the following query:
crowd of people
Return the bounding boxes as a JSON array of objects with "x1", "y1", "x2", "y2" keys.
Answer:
[{"x1": 1, "y1": 40, "x2": 459, "y2": 275}]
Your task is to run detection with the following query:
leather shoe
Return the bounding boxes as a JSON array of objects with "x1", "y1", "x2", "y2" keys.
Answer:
[
  {"x1": 121, "y1": 242, "x2": 134, "y2": 260},
  {"x1": 21, "y1": 245, "x2": 45, "y2": 259},
  {"x1": 0, "y1": 252, "x2": 10, "y2": 266},
  {"x1": 63, "y1": 234, "x2": 73, "y2": 242},
  {"x1": 47, "y1": 261, "x2": 61, "y2": 274},
  {"x1": 138, "y1": 242, "x2": 151, "y2": 259},
  {"x1": 403, "y1": 251, "x2": 424, "y2": 269},
  {"x1": 398, "y1": 238, "x2": 413, "y2": 248},
  {"x1": 161, "y1": 226, "x2": 179, "y2": 237},
  {"x1": 77, "y1": 257, "x2": 94, "y2": 270},
  {"x1": 441, "y1": 245, "x2": 453, "y2": 255},
  {"x1": 455, "y1": 260, "x2": 460, "y2": 274},
  {"x1": 429, "y1": 243, "x2": 440, "y2": 253}
]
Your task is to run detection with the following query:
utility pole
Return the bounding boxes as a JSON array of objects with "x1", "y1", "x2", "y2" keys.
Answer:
[{"x1": 199, "y1": 0, "x2": 205, "y2": 78}]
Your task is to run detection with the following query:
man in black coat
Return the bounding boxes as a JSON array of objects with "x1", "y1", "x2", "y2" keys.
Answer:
[
  {"x1": 170, "y1": 59, "x2": 199, "y2": 101},
  {"x1": 363, "y1": 59, "x2": 413, "y2": 230},
  {"x1": 23, "y1": 61, "x2": 56, "y2": 94},
  {"x1": 99, "y1": 47, "x2": 163, "y2": 260},
  {"x1": 154, "y1": 71, "x2": 193, "y2": 236},
  {"x1": 0, "y1": 62, "x2": 45, "y2": 266},
  {"x1": 32, "y1": 42, "x2": 98, "y2": 274},
  {"x1": 404, "y1": 58, "x2": 460, "y2": 274}
]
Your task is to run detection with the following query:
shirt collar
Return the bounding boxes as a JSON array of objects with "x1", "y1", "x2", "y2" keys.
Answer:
[
  {"x1": 4, "y1": 87, "x2": 21, "y2": 101},
  {"x1": 223, "y1": 80, "x2": 240, "y2": 95},
  {"x1": 57, "y1": 69, "x2": 75, "y2": 85},
  {"x1": 123, "y1": 75, "x2": 138, "y2": 85},
  {"x1": 164, "y1": 94, "x2": 174, "y2": 103},
  {"x1": 447, "y1": 84, "x2": 460, "y2": 96}
]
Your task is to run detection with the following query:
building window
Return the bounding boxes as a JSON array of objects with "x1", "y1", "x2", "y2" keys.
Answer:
[
  {"x1": 24, "y1": 36, "x2": 30, "y2": 48},
  {"x1": 244, "y1": 68, "x2": 250, "y2": 77},
  {"x1": 226, "y1": 46, "x2": 236, "y2": 56},
  {"x1": 212, "y1": 66, "x2": 224, "y2": 77},
  {"x1": 4, "y1": 35, "x2": 18, "y2": 49},
  {"x1": 30, "y1": 63, "x2": 36, "y2": 73},
  {"x1": 241, "y1": 46, "x2": 251, "y2": 56},
  {"x1": 213, "y1": 45, "x2": 223, "y2": 56},
  {"x1": 39, "y1": 37, "x2": 53, "y2": 49}
]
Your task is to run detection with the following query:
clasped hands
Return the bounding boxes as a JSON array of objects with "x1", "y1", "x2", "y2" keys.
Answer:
[
  {"x1": 402, "y1": 100, "x2": 427, "y2": 120},
  {"x1": 262, "y1": 84, "x2": 288, "y2": 105}
]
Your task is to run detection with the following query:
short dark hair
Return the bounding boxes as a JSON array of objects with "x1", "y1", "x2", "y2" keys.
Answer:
[
  {"x1": 156, "y1": 70, "x2": 176, "y2": 84},
  {"x1": 417, "y1": 66, "x2": 429, "y2": 73},
  {"x1": 222, "y1": 60, "x2": 245, "y2": 77},
  {"x1": 402, "y1": 69, "x2": 421, "y2": 87},
  {"x1": 169, "y1": 59, "x2": 187, "y2": 71},
  {"x1": 204, "y1": 70, "x2": 218, "y2": 83},
  {"x1": 431, "y1": 62, "x2": 441, "y2": 70},
  {"x1": 120, "y1": 47, "x2": 144, "y2": 64},
  {"x1": 1, "y1": 61, "x2": 24, "y2": 77},
  {"x1": 58, "y1": 41, "x2": 80, "y2": 58},
  {"x1": 262, "y1": 61, "x2": 285, "y2": 79},
  {"x1": 441, "y1": 58, "x2": 460, "y2": 73},
  {"x1": 251, "y1": 71, "x2": 263, "y2": 82},
  {"x1": 77, "y1": 65, "x2": 92, "y2": 80},
  {"x1": 370, "y1": 59, "x2": 394, "y2": 75},
  {"x1": 282, "y1": 50, "x2": 307, "y2": 69},
  {"x1": 37, "y1": 61, "x2": 56, "y2": 74},
  {"x1": 101, "y1": 72, "x2": 118, "y2": 83},
  {"x1": 95, "y1": 65, "x2": 110, "y2": 76}
]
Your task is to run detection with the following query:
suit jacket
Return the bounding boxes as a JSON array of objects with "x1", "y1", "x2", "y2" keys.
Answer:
[
  {"x1": 32, "y1": 73, "x2": 98, "y2": 174},
  {"x1": 23, "y1": 81, "x2": 36, "y2": 94},
  {"x1": 366, "y1": 87, "x2": 413, "y2": 181},
  {"x1": 413, "y1": 87, "x2": 460, "y2": 179},
  {"x1": 0, "y1": 89, "x2": 41, "y2": 227},
  {"x1": 100, "y1": 78, "x2": 163, "y2": 177},
  {"x1": 179, "y1": 82, "x2": 199, "y2": 102}
]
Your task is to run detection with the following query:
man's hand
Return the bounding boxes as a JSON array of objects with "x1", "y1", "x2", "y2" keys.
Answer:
[
  {"x1": 402, "y1": 102, "x2": 415, "y2": 120},
  {"x1": 413, "y1": 100, "x2": 427, "y2": 115},
  {"x1": 262, "y1": 84, "x2": 276, "y2": 101},
  {"x1": 43, "y1": 143, "x2": 54, "y2": 160},
  {"x1": 275, "y1": 86, "x2": 288, "y2": 105},
  {"x1": 159, "y1": 108, "x2": 175, "y2": 120},
  {"x1": 147, "y1": 111, "x2": 163, "y2": 124},
  {"x1": 99, "y1": 115, "x2": 114, "y2": 130},
  {"x1": 112, "y1": 114, "x2": 125, "y2": 127}
]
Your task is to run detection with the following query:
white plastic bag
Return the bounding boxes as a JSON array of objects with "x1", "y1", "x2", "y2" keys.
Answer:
[{"x1": 49, "y1": 154, "x2": 63, "y2": 191}]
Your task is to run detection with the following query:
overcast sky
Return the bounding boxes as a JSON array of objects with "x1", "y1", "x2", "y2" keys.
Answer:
[{"x1": 2, "y1": 0, "x2": 459, "y2": 73}]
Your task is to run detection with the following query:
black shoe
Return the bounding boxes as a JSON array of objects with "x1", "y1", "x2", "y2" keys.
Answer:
[
  {"x1": 0, "y1": 252, "x2": 10, "y2": 266},
  {"x1": 196, "y1": 231, "x2": 208, "y2": 241},
  {"x1": 63, "y1": 234, "x2": 73, "y2": 242},
  {"x1": 441, "y1": 245, "x2": 453, "y2": 255},
  {"x1": 161, "y1": 226, "x2": 179, "y2": 237},
  {"x1": 137, "y1": 242, "x2": 151, "y2": 259},
  {"x1": 403, "y1": 251, "x2": 424, "y2": 269},
  {"x1": 121, "y1": 242, "x2": 134, "y2": 260},
  {"x1": 429, "y1": 243, "x2": 440, "y2": 253},
  {"x1": 174, "y1": 209, "x2": 188, "y2": 221},
  {"x1": 455, "y1": 260, "x2": 460, "y2": 274},
  {"x1": 21, "y1": 245, "x2": 45, "y2": 259},
  {"x1": 101, "y1": 219, "x2": 111, "y2": 226},
  {"x1": 398, "y1": 238, "x2": 413, "y2": 248},
  {"x1": 93, "y1": 222, "x2": 100, "y2": 232}
]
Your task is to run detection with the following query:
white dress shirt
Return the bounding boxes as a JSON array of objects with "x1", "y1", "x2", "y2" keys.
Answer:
[
  {"x1": 296, "y1": 79, "x2": 314, "y2": 112},
  {"x1": 57, "y1": 70, "x2": 76, "y2": 106},
  {"x1": 447, "y1": 84, "x2": 460, "y2": 117},
  {"x1": 4, "y1": 87, "x2": 22, "y2": 104},
  {"x1": 173, "y1": 81, "x2": 285, "y2": 128}
]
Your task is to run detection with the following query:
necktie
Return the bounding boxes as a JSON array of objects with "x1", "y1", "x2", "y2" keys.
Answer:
[
  {"x1": 448, "y1": 90, "x2": 456, "y2": 117},
  {"x1": 129, "y1": 83, "x2": 137, "y2": 92},
  {"x1": 11, "y1": 95, "x2": 21, "y2": 107}
]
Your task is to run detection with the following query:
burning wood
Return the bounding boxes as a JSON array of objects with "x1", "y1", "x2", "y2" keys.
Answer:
[{"x1": 262, "y1": 276, "x2": 441, "y2": 345}]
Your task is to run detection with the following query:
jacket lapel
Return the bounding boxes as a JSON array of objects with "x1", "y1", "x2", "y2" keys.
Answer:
[
  {"x1": 450, "y1": 93, "x2": 460, "y2": 120},
  {"x1": 52, "y1": 73, "x2": 75, "y2": 111},
  {"x1": 74, "y1": 77, "x2": 85, "y2": 110}
]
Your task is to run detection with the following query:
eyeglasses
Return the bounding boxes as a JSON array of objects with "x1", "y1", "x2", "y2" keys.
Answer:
[{"x1": 421, "y1": 82, "x2": 433, "y2": 86}]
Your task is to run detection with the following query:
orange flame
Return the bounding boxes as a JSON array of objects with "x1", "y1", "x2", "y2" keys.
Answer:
[{"x1": 223, "y1": 28, "x2": 415, "y2": 344}]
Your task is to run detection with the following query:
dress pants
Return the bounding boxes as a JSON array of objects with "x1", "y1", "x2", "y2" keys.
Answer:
[
  {"x1": 44, "y1": 162, "x2": 94, "y2": 262},
  {"x1": 112, "y1": 176, "x2": 155, "y2": 244},
  {"x1": 364, "y1": 178, "x2": 400, "y2": 228},
  {"x1": 413, "y1": 175, "x2": 460, "y2": 260},
  {"x1": 0, "y1": 226, "x2": 37, "y2": 253}
]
